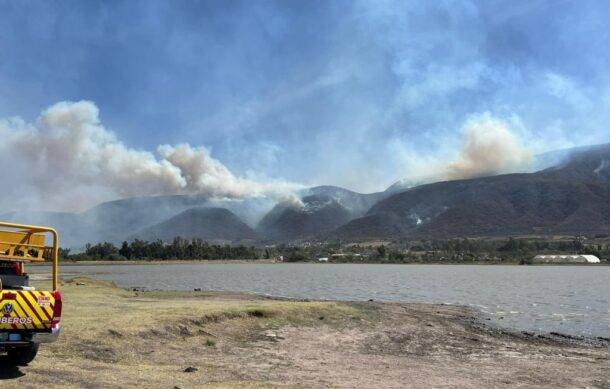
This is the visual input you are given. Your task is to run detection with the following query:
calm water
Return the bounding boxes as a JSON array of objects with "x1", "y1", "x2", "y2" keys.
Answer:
[{"x1": 31, "y1": 263, "x2": 610, "y2": 337}]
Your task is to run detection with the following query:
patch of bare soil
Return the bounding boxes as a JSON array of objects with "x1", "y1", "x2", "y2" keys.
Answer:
[{"x1": 263, "y1": 303, "x2": 610, "y2": 388}]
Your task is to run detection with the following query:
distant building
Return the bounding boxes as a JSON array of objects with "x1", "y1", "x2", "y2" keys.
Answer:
[
  {"x1": 532, "y1": 254, "x2": 600, "y2": 264},
  {"x1": 317, "y1": 257, "x2": 329, "y2": 262}
]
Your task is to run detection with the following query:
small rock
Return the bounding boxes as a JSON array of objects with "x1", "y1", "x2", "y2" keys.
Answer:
[
  {"x1": 425, "y1": 323, "x2": 433, "y2": 327},
  {"x1": 262, "y1": 330, "x2": 284, "y2": 340},
  {"x1": 194, "y1": 288, "x2": 202, "y2": 292},
  {"x1": 368, "y1": 299, "x2": 374, "y2": 302},
  {"x1": 318, "y1": 316, "x2": 325, "y2": 321},
  {"x1": 132, "y1": 287, "x2": 147, "y2": 292},
  {"x1": 183, "y1": 367, "x2": 198, "y2": 373},
  {"x1": 76, "y1": 282, "x2": 86, "y2": 286}
]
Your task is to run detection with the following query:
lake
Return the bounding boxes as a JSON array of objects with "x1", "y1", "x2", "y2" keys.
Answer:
[{"x1": 31, "y1": 263, "x2": 610, "y2": 337}]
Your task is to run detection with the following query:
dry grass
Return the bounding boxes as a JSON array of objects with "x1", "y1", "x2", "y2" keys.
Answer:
[{"x1": 1, "y1": 277, "x2": 365, "y2": 388}]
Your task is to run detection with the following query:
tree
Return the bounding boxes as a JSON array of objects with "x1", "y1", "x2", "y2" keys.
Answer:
[
  {"x1": 119, "y1": 241, "x2": 132, "y2": 259},
  {"x1": 58, "y1": 248, "x2": 71, "y2": 260},
  {"x1": 82, "y1": 242, "x2": 120, "y2": 259}
]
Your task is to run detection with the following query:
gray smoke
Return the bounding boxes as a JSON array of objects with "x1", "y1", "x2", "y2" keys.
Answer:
[{"x1": 0, "y1": 101, "x2": 300, "y2": 212}]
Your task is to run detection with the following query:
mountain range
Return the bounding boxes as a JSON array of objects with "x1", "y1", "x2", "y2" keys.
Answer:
[{"x1": 3, "y1": 144, "x2": 610, "y2": 248}]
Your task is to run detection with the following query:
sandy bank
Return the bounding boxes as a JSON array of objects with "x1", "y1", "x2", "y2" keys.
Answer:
[{"x1": 1, "y1": 278, "x2": 608, "y2": 388}]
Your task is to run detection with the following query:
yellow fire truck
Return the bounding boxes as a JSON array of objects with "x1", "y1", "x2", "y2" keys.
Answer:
[{"x1": 0, "y1": 222, "x2": 62, "y2": 366}]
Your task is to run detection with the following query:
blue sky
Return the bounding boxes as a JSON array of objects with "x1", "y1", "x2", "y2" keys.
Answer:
[{"x1": 1, "y1": 0, "x2": 609, "y2": 196}]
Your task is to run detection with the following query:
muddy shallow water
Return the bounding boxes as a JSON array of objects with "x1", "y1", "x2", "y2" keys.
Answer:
[{"x1": 30, "y1": 263, "x2": 610, "y2": 337}]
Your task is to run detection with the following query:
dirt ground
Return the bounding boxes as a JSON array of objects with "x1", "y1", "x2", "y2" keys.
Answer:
[{"x1": 1, "y1": 277, "x2": 608, "y2": 388}]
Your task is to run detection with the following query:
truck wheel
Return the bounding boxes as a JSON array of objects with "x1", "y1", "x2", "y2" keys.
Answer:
[{"x1": 6, "y1": 344, "x2": 39, "y2": 366}]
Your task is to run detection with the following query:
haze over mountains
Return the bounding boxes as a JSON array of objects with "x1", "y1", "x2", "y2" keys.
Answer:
[
  {"x1": 131, "y1": 207, "x2": 260, "y2": 243},
  {"x1": 3, "y1": 144, "x2": 610, "y2": 248},
  {"x1": 335, "y1": 144, "x2": 610, "y2": 239}
]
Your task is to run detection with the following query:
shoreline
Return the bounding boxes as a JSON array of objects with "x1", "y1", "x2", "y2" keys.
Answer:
[
  {"x1": 5, "y1": 277, "x2": 608, "y2": 388},
  {"x1": 111, "y1": 282, "x2": 610, "y2": 347},
  {"x1": 27, "y1": 272, "x2": 610, "y2": 346},
  {"x1": 26, "y1": 266, "x2": 610, "y2": 341},
  {"x1": 467, "y1": 307, "x2": 610, "y2": 349},
  {"x1": 28, "y1": 259, "x2": 608, "y2": 266}
]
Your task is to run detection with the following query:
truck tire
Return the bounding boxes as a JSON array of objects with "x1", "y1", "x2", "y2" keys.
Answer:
[{"x1": 6, "y1": 343, "x2": 39, "y2": 366}]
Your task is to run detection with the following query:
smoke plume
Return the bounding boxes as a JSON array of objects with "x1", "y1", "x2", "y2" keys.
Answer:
[
  {"x1": 0, "y1": 101, "x2": 300, "y2": 212},
  {"x1": 446, "y1": 115, "x2": 532, "y2": 180}
]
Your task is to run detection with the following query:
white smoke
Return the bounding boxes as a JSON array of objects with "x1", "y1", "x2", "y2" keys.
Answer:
[
  {"x1": 0, "y1": 101, "x2": 301, "y2": 212},
  {"x1": 446, "y1": 115, "x2": 533, "y2": 180},
  {"x1": 280, "y1": 195, "x2": 306, "y2": 209},
  {"x1": 391, "y1": 114, "x2": 534, "y2": 189},
  {"x1": 594, "y1": 160, "x2": 609, "y2": 175}
]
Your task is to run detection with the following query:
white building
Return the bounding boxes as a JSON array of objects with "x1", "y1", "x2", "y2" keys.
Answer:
[
  {"x1": 317, "y1": 257, "x2": 329, "y2": 262},
  {"x1": 532, "y1": 254, "x2": 601, "y2": 264}
]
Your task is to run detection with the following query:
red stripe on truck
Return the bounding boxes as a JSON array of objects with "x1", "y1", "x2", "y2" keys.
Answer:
[{"x1": 17, "y1": 291, "x2": 47, "y2": 325}]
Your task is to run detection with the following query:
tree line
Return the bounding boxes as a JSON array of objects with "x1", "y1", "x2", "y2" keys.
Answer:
[
  {"x1": 64, "y1": 237, "x2": 260, "y2": 261},
  {"x1": 59, "y1": 236, "x2": 609, "y2": 263}
]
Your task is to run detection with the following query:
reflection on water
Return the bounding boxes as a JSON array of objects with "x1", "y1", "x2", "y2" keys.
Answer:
[{"x1": 31, "y1": 263, "x2": 610, "y2": 337}]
